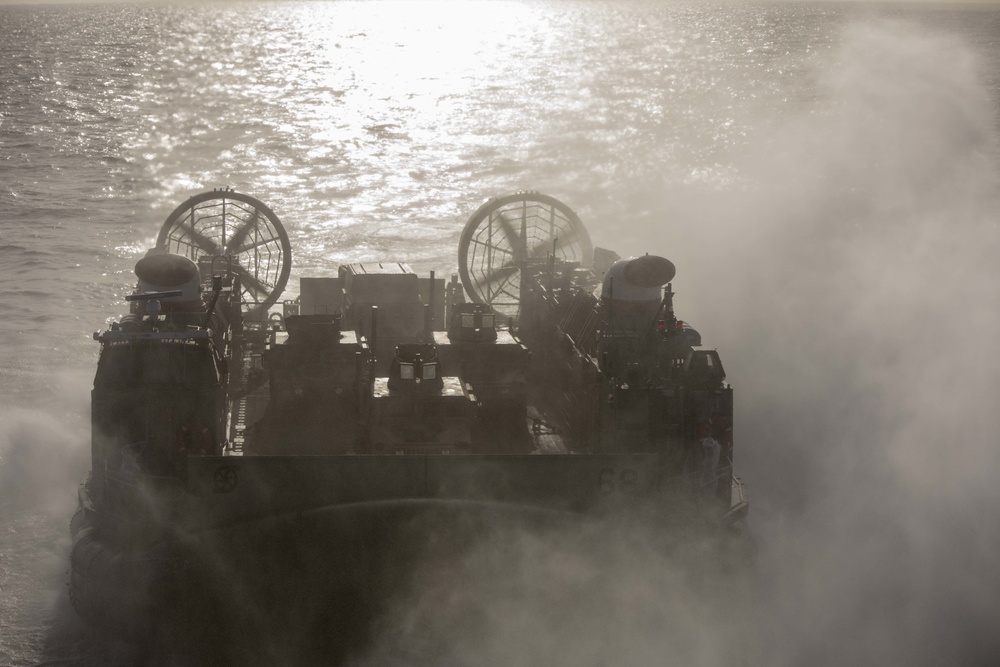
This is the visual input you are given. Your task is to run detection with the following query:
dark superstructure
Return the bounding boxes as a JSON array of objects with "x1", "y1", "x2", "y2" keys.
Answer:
[{"x1": 70, "y1": 189, "x2": 749, "y2": 658}]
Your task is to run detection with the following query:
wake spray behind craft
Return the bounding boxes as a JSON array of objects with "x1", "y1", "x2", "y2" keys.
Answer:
[{"x1": 625, "y1": 21, "x2": 1000, "y2": 667}]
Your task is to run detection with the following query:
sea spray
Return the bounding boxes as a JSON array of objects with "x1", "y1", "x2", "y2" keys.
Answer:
[{"x1": 696, "y1": 19, "x2": 1000, "y2": 666}]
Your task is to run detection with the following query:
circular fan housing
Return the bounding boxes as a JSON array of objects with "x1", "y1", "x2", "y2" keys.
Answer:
[
  {"x1": 458, "y1": 192, "x2": 593, "y2": 322},
  {"x1": 157, "y1": 189, "x2": 291, "y2": 318}
]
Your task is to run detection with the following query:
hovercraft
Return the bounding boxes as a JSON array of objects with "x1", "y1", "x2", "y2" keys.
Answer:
[{"x1": 70, "y1": 189, "x2": 749, "y2": 660}]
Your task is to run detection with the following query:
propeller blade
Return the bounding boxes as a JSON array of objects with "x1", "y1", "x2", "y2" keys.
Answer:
[
  {"x1": 224, "y1": 209, "x2": 260, "y2": 255},
  {"x1": 527, "y1": 229, "x2": 581, "y2": 259},
  {"x1": 232, "y1": 236, "x2": 277, "y2": 256},
  {"x1": 482, "y1": 264, "x2": 519, "y2": 302},
  {"x1": 234, "y1": 264, "x2": 272, "y2": 300},
  {"x1": 177, "y1": 223, "x2": 222, "y2": 257},
  {"x1": 484, "y1": 263, "x2": 519, "y2": 286},
  {"x1": 493, "y1": 210, "x2": 527, "y2": 264}
]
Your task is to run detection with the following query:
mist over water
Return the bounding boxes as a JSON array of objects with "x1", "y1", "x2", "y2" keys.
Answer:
[
  {"x1": 3, "y1": 2, "x2": 1000, "y2": 665},
  {"x1": 0, "y1": 393, "x2": 92, "y2": 667},
  {"x1": 359, "y1": 514, "x2": 750, "y2": 667},
  {"x1": 679, "y1": 20, "x2": 1000, "y2": 666}
]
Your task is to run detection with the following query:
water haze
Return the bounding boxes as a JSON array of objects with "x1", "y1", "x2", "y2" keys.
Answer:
[{"x1": 2, "y1": 1, "x2": 1000, "y2": 664}]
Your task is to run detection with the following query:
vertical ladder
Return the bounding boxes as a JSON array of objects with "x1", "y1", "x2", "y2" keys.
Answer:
[{"x1": 227, "y1": 321, "x2": 269, "y2": 455}]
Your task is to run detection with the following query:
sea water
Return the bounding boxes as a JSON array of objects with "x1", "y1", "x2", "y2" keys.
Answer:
[{"x1": 2, "y1": 1, "x2": 1000, "y2": 664}]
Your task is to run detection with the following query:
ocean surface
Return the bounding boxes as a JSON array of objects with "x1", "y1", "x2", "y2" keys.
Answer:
[{"x1": 2, "y1": 1, "x2": 1000, "y2": 664}]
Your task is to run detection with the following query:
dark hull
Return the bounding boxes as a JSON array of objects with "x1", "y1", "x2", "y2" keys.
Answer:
[
  {"x1": 70, "y1": 477, "x2": 751, "y2": 663},
  {"x1": 71, "y1": 494, "x2": 598, "y2": 662}
]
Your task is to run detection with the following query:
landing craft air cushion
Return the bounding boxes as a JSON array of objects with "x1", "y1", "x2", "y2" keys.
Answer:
[{"x1": 70, "y1": 189, "x2": 749, "y2": 657}]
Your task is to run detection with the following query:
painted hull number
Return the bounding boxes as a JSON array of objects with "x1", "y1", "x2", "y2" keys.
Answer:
[
  {"x1": 599, "y1": 468, "x2": 640, "y2": 496},
  {"x1": 213, "y1": 465, "x2": 239, "y2": 493}
]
